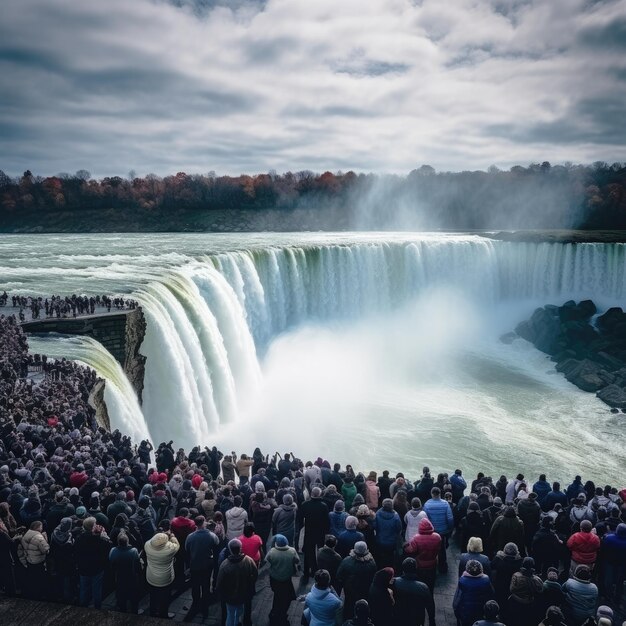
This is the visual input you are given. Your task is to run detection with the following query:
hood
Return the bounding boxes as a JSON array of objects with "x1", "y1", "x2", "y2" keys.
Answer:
[
  {"x1": 377, "y1": 509, "x2": 396, "y2": 520},
  {"x1": 280, "y1": 503, "x2": 296, "y2": 512},
  {"x1": 418, "y1": 518, "x2": 434, "y2": 534},
  {"x1": 229, "y1": 507, "x2": 246, "y2": 518},
  {"x1": 309, "y1": 586, "x2": 331, "y2": 600}
]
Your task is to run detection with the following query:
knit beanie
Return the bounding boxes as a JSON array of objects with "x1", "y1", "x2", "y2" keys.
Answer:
[
  {"x1": 345, "y1": 516, "x2": 358, "y2": 530},
  {"x1": 504, "y1": 542, "x2": 519, "y2": 556}
]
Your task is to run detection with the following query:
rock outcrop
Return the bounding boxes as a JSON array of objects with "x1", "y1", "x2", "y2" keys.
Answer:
[
  {"x1": 512, "y1": 300, "x2": 626, "y2": 409},
  {"x1": 124, "y1": 308, "x2": 147, "y2": 403}
]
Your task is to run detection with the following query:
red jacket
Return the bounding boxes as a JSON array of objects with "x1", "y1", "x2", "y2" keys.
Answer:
[
  {"x1": 171, "y1": 516, "x2": 197, "y2": 546},
  {"x1": 405, "y1": 518, "x2": 441, "y2": 569},
  {"x1": 69, "y1": 471, "x2": 88, "y2": 488},
  {"x1": 567, "y1": 530, "x2": 600, "y2": 564}
]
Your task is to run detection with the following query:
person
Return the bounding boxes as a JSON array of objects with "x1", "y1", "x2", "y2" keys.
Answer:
[
  {"x1": 490, "y1": 542, "x2": 522, "y2": 607},
  {"x1": 472, "y1": 600, "x2": 506, "y2": 626},
  {"x1": 454, "y1": 560, "x2": 495, "y2": 626},
  {"x1": 298, "y1": 487, "x2": 330, "y2": 580},
  {"x1": 239, "y1": 522, "x2": 264, "y2": 567},
  {"x1": 303, "y1": 569, "x2": 343, "y2": 626},
  {"x1": 405, "y1": 498, "x2": 427, "y2": 543},
  {"x1": 184, "y1": 515, "x2": 219, "y2": 621},
  {"x1": 562, "y1": 564, "x2": 598, "y2": 625},
  {"x1": 517, "y1": 492, "x2": 541, "y2": 551},
  {"x1": 336, "y1": 541, "x2": 378, "y2": 620},
  {"x1": 330, "y1": 500, "x2": 349, "y2": 538},
  {"x1": 235, "y1": 453, "x2": 254, "y2": 485},
  {"x1": 532, "y1": 516, "x2": 562, "y2": 577},
  {"x1": 542, "y1": 483, "x2": 568, "y2": 513},
  {"x1": 338, "y1": 516, "x2": 365, "y2": 558},
  {"x1": 109, "y1": 531, "x2": 142, "y2": 614},
  {"x1": 541, "y1": 567, "x2": 565, "y2": 613},
  {"x1": 74, "y1": 517, "x2": 111, "y2": 609},
  {"x1": 539, "y1": 606, "x2": 568, "y2": 626},
  {"x1": 374, "y1": 498, "x2": 402, "y2": 568},
  {"x1": 226, "y1": 496, "x2": 248, "y2": 540},
  {"x1": 489, "y1": 506, "x2": 525, "y2": 556},
  {"x1": 364, "y1": 473, "x2": 380, "y2": 511},
  {"x1": 19, "y1": 520, "x2": 49, "y2": 599},
  {"x1": 459, "y1": 537, "x2": 491, "y2": 578},
  {"x1": 171, "y1": 507, "x2": 196, "y2": 589},
  {"x1": 272, "y1": 493, "x2": 298, "y2": 547},
  {"x1": 393, "y1": 557, "x2": 436, "y2": 626},
  {"x1": 342, "y1": 477, "x2": 358, "y2": 511},
  {"x1": 567, "y1": 519, "x2": 601, "y2": 575},
  {"x1": 266, "y1": 534, "x2": 299, "y2": 626},
  {"x1": 404, "y1": 517, "x2": 441, "y2": 593},
  {"x1": 317, "y1": 534, "x2": 343, "y2": 592},
  {"x1": 144, "y1": 531, "x2": 179, "y2": 619},
  {"x1": 50, "y1": 517, "x2": 76, "y2": 604},
  {"x1": 216, "y1": 538, "x2": 258, "y2": 626},
  {"x1": 423, "y1": 487, "x2": 454, "y2": 572},
  {"x1": 342, "y1": 598, "x2": 374, "y2": 626},
  {"x1": 601, "y1": 523, "x2": 626, "y2": 604},
  {"x1": 451, "y1": 469, "x2": 467, "y2": 504},
  {"x1": 368, "y1": 567, "x2": 394, "y2": 626},
  {"x1": 506, "y1": 556, "x2": 543, "y2": 626}
]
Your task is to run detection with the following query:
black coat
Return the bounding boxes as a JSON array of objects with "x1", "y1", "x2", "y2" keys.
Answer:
[{"x1": 297, "y1": 498, "x2": 329, "y2": 544}]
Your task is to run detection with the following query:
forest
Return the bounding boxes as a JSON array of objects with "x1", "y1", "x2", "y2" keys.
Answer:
[{"x1": 1, "y1": 162, "x2": 625, "y2": 232}]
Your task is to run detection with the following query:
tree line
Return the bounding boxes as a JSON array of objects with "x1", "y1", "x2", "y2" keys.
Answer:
[{"x1": 0, "y1": 162, "x2": 625, "y2": 230}]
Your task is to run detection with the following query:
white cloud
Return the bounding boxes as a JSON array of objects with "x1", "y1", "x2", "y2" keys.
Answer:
[{"x1": 0, "y1": 0, "x2": 625, "y2": 176}]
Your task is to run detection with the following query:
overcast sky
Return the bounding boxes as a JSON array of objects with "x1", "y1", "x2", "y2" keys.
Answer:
[{"x1": 1, "y1": 0, "x2": 625, "y2": 177}]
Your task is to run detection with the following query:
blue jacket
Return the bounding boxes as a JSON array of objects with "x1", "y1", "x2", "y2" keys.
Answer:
[
  {"x1": 602, "y1": 527, "x2": 626, "y2": 565},
  {"x1": 374, "y1": 508, "x2": 402, "y2": 548},
  {"x1": 423, "y1": 497, "x2": 454, "y2": 535},
  {"x1": 562, "y1": 577, "x2": 598, "y2": 623},
  {"x1": 329, "y1": 511, "x2": 348, "y2": 538},
  {"x1": 566, "y1": 479, "x2": 584, "y2": 503},
  {"x1": 185, "y1": 528, "x2": 219, "y2": 571},
  {"x1": 450, "y1": 474, "x2": 467, "y2": 499},
  {"x1": 542, "y1": 489, "x2": 568, "y2": 512},
  {"x1": 304, "y1": 585, "x2": 342, "y2": 626},
  {"x1": 453, "y1": 574, "x2": 494, "y2": 622},
  {"x1": 532, "y1": 479, "x2": 551, "y2": 504},
  {"x1": 337, "y1": 529, "x2": 364, "y2": 558}
]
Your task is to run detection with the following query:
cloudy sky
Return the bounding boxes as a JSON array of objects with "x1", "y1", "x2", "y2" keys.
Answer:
[{"x1": 1, "y1": 0, "x2": 625, "y2": 177}]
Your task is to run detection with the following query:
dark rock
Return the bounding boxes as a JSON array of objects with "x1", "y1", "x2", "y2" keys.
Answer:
[
  {"x1": 578, "y1": 300, "x2": 597, "y2": 318},
  {"x1": 555, "y1": 358, "x2": 606, "y2": 392},
  {"x1": 597, "y1": 384, "x2": 626, "y2": 408},
  {"x1": 610, "y1": 408, "x2": 620, "y2": 413},
  {"x1": 597, "y1": 307, "x2": 626, "y2": 331}
]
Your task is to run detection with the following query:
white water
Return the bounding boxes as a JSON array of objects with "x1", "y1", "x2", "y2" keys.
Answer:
[{"x1": 3, "y1": 233, "x2": 626, "y2": 485}]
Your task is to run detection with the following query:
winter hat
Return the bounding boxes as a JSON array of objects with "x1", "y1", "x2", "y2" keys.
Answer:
[
  {"x1": 274, "y1": 534, "x2": 288, "y2": 547},
  {"x1": 547, "y1": 567, "x2": 559, "y2": 581},
  {"x1": 191, "y1": 475, "x2": 202, "y2": 489},
  {"x1": 401, "y1": 557, "x2": 417, "y2": 574},
  {"x1": 345, "y1": 516, "x2": 358, "y2": 530},
  {"x1": 468, "y1": 502, "x2": 480, "y2": 512},
  {"x1": 574, "y1": 564, "x2": 592, "y2": 581},
  {"x1": 492, "y1": 497, "x2": 503, "y2": 507},
  {"x1": 151, "y1": 533, "x2": 169, "y2": 548},
  {"x1": 521, "y1": 557, "x2": 535, "y2": 574},
  {"x1": 382, "y1": 498, "x2": 393, "y2": 511},
  {"x1": 465, "y1": 559, "x2": 483, "y2": 576},
  {"x1": 504, "y1": 542, "x2": 519, "y2": 556},
  {"x1": 75, "y1": 506, "x2": 87, "y2": 518},
  {"x1": 503, "y1": 506, "x2": 517, "y2": 518},
  {"x1": 616, "y1": 523, "x2": 626, "y2": 537},
  {"x1": 228, "y1": 538, "x2": 242, "y2": 555},
  {"x1": 580, "y1": 520, "x2": 593, "y2": 532},
  {"x1": 283, "y1": 494, "x2": 294, "y2": 506},
  {"x1": 597, "y1": 606, "x2": 614, "y2": 621},
  {"x1": 353, "y1": 541, "x2": 368, "y2": 557},
  {"x1": 334, "y1": 500, "x2": 345, "y2": 512},
  {"x1": 467, "y1": 537, "x2": 483, "y2": 553}
]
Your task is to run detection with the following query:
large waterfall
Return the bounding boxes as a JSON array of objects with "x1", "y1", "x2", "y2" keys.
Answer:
[{"x1": 135, "y1": 237, "x2": 626, "y2": 448}]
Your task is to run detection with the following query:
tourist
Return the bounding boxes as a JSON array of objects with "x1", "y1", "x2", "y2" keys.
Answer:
[
  {"x1": 316, "y1": 534, "x2": 342, "y2": 593},
  {"x1": 539, "y1": 605, "x2": 568, "y2": 626},
  {"x1": 266, "y1": 534, "x2": 299, "y2": 626},
  {"x1": 302, "y1": 569, "x2": 343, "y2": 626},
  {"x1": 330, "y1": 500, "x2": 348, "y2": 538},
  {"x1": 49, "y1": 517, "x2": 76, "y2": 603},
  {"x1": 453, "y1": 560, "x2": 495, "y2": 626},
  {"x1": 601, "y1": 523, "x2": 626, "y2": 603},
  {"x1": 567, "y1": 519, "x2": 601, "y2": 575},
  {"x1": 342, "y1": 598, "x2": 374, "y2": 626},
  {"x1": 298, "y1": 486, "x2": 330, "y2": 580},
  {"x1": 226, "y1": 495, "x2": 248, "y2": 540},
  {"x1": 74, "y1": 517, "x2": 111, "y2": 609},
  {"x1": 459, "y1": 536, "x2": 491, "y2": 578},
  {"x1": 336, "y1": 541, "x2": 377, "y2": 620},
  {"x1": 109, "y1": 531, "x2": 142, "y2": 614},
  {"x1": 184, "y1": 515, "x2": 219, "y2": 621},
  {"x1": 19, "y1": 520, "x2": 49, "y2": 599},
  {"x1": 272, "y1": 493, "x2": 298, "y2": 547},
  {"x1": 364, "y1": 472, "x2": 380, "y2": 511},
  {"x1": 562, "y1": 564, "x2": 598, "y2": 625},
  {"x1": 393, "y1": 557, "x2": 436, "y2": 626},
  {"x1": 239, "y1": 522, "x2": 264, "y2": 568},
  {"x1": 489, "y1": 506, "x2": 525, "y2": 556},
  {"x1": 506, "y1": 556, "x2": 543, "y2": 626},
  {"x1": 490, "y1": 542, "x2": 522, "y2": 607},
  {"x1": 216, "y1": 538, "x2": 258, "y2": 626},
  {"x1": 472, "y1": 599, "x2": 506, "y2": 626},
  {"x1": 404, "y1": 517, "x2": 441, "y2": 593},
  {"x1": 337, "y1": 516, "x2": 364, "y2": 558},
  {"x1": 144, "y1": 531, "x2": 179, "y2": 618},
  {"x1": 423, "y1": 487, "x2": 454, "y2": 572},
  {"x1": 367, "y1": 567, "x2": 394, "y2": 626}
]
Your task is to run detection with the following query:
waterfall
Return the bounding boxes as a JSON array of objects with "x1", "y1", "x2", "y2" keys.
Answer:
[{"x1": 133, "y1": 237, "x2": 626, "y2": 447}]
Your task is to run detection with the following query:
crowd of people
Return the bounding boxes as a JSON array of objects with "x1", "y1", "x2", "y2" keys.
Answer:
[
  {"x1": 0, "y1": 291, "x2": 138, "y2": 320},
  {"x1": 0, "y1": 314, "x2": 625, "y2": 626}
]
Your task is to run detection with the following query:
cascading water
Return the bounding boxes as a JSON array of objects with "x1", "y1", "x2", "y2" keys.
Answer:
[{"x1": 5, "y1": 233, "x2": 626, "y2": 484}]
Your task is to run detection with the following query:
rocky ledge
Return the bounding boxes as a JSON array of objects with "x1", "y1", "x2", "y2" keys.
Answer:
[{"x1": 511, "y1": 300, "x2": 626, "y2": 409}]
